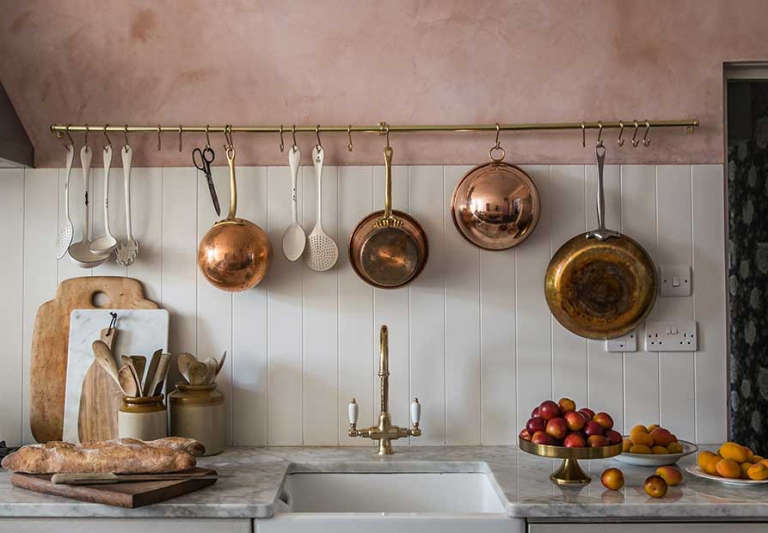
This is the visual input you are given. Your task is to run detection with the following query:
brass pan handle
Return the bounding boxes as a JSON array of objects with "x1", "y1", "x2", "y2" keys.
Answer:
[
  {"x1": 226, "y1": 145, "x2": 237, "y2": 219},
  {"x1": 586, "y1": 143, "x2": 619, "y2": 241},
  {"x1": 374, "y1": 145, "x2": 402, "y2": 229}
]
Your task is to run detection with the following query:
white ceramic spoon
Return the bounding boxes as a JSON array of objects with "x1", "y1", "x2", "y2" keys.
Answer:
[
  {"x1": 55, "y1": 144, "x2": 75, "y2": 259},
  {"x1": 282, "y1": 145, "x2": 306, "y2": 261},
  {"x1": 69, "y1": 146, "x2": 111, "y2": 268},
  {"x1": 115, "y1": 145, "x2": 139, "y2": 266},
  {"x1": 303, "y1": 145, "x2": 338, "y2": 271},
  {"x1": 89, "y1": 144, "x2": 118, "y2": 255}
]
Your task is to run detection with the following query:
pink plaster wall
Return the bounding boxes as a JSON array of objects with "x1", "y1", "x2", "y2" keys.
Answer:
[{"x1": 1, "y1": 0, "x2": 767, "y2": 168}]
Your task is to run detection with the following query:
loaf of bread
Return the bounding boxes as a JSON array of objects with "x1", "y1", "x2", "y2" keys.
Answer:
[{"x1": 1, "y1": 437, "x2": 204, "y2": 474}]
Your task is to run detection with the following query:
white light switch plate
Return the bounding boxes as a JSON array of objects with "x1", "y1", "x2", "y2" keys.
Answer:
[
  {"x1": 645, "y1": 320, "x2": 697, "y2": 351},
  {"x1": 605, "y1": 330, "x2": 637, "y2": 352},
  {"x1": 659, "y1": 264, "x2": 692, "y2": 296}
]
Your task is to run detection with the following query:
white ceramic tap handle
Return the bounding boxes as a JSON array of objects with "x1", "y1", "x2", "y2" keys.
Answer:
[
  {"x1": 410, "y1": 398, "x2": 421, "y2": 426},
  {"x1": 348, "y1": 398, "x2": 358, "y2": 426}
]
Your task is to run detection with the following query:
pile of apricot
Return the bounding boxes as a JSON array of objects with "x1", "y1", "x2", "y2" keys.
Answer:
[
  {"x1": 622, "y1": 424, "x2": 684, "y2": 454},
  {"x1": 698, "y1": 442, "x2": 768, "y2": 480}
]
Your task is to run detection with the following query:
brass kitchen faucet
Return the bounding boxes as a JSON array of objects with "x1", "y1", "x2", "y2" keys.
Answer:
[{"x1": 348, "y1": 325, "x2": 421, "y2": 455}]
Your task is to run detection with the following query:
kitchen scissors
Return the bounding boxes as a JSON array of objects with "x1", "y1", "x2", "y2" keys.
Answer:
[{"x1": 193, "y1": 146, "x2": 221, "y2": 216}]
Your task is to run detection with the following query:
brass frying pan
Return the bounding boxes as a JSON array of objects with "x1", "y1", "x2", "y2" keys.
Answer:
[
  {"x1": 545, "y1": 143, "x2": 656, "y2": 339},
  {"x1": 349, "y1": 144, "x2": 428, "y2": 288}
]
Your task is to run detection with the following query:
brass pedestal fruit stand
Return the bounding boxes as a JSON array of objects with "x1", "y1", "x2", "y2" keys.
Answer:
[{"x1": 519, "y1": 438, "x2": 621, "y2": 486}]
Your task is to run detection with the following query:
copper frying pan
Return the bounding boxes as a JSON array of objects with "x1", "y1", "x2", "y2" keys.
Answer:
[
  {"x1": 349, "y1": 145, "x2": 428, "y2": 288},
  {"x1": 544, "y1": 144, "x2": 656, "y2": 339}
]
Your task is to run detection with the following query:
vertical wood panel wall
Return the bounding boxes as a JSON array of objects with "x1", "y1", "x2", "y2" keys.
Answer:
[{"x1": 0, "y1": 164, "x2": 727, "y2": 446}]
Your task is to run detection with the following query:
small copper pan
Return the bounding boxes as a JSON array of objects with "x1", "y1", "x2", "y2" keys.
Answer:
[
  {"x1": 349, "y1": 145, "x2": 428, "y2": 289},
  {"x1": 450, "y1": 145, "x2": 540, "y2": 250}
]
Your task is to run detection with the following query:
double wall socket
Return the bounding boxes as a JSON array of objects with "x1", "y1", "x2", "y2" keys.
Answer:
[{"x1": 645, "y1": 321, "x2": 698, "y2": 351}]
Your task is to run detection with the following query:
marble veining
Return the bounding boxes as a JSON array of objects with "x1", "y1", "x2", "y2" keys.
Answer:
[{"x1": 1, "y1": 446, "x2": 768, "y2": 520}]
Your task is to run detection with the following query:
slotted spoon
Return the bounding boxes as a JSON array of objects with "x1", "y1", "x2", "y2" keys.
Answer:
[
  {"x1": 282, "y1": 145, "x2": 306, "y2": 261},
  {"x1": 56, "y1": 144, "x2": 75, "y2": 259},
  {"x1": 303, "y1": 145, "x2": 338, "y2": 271}
]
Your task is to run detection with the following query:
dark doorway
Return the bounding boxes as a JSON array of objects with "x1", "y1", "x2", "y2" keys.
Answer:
[{"x1": 727, "y1": 78, "x2": 768, "y2": 452}]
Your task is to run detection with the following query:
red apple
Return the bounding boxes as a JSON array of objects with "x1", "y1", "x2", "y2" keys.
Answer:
[
  {"x1": 531, "y1": 430, "x2": 554, "y2": 445},
  {"x1": 558, "y1": 397, "x2": 576, "y2": 413},
  {"x1": 531, "y1": 406, "x2": 541, "y2": 418},
  {"x1": 563, "y1": 433, "x2": 586, "y2": 448},
  {"x1": 526, "y1": 416, "x2": 547, "y2": 434},
  {"x1": 564, "y1": 411, "x2": 586, "y2": 432},
  {"x1": 545, "y1": 417, "x2": 568, "y2": 440},
  {"x1": 593, "y1": 412, "x2": 614, "y2": 430},
  {"x1": 588, "y1": 434, "x2": 610, "y2": 447},
  {"x1": 539, "y1": 400, "x2": 560, "y2": 420},
  {"x1": 584, "y1": 420, "x2": 604, "y2": 436},
  {"x1": 519, "y1": 428, "x2": 532, "y2": 441},
  {"x1": 577, "y1": 408, "x2": 595, "y2": 421},
  {"x1": 605, "y1": 429, "x2": 623, "y2": 445}
]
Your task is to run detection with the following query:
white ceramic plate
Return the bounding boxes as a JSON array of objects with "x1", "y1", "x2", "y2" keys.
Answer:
[
  {"x1": 615, "y1": 440, "x2": 697, "y2": 466},
  {"x1": 685, "y1": 464, "x2": 768, "y2": 485}
]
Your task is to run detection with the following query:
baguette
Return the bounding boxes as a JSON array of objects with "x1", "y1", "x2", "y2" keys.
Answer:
[{"x1": 1, "y1": 437, "x2": 202, "y2": 474}]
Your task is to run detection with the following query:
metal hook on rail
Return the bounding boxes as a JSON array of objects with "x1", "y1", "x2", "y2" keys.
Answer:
[
  {"x1": 84, "y1": 124, "x2": 89, "y2": 147},
  {"x1": 123, "y1": 125, "x2": 130, "y2": 151},
  {"x1": 56, "y1": 124, "x2": 75, "y2": 149},
  {"x1": 205, "y1": 125, "x2": 211, "y2": 149},
  {"x1": 617, "y1": 121, "x2": 625, "y2": 147},
  {"x1": 631, "y1": 121, "x2": 640, "y2": 148},
  {"x1": 178, "y1": 125, "x2": 183, "y2": 152},
  {"x1": 642, "y1": 121, "x2": 651, "y2": 147},
  {"x1": 581, "y1": 122, "x2": 586, "y2": 148},
  {"x1": 157, "y1": 125, "x2": 162, "y2": 151},
  {"x1": 347, "y1": 125, "x2": 353, "y2": 152},
  {"x1": 103, "y1": 124, "x2": 112, "y2": 147},
  {"x1": 596, "y1": 122, "x2": 604, "y2": 148},
  {"x1": 279, "y1": 125, "x2": 285, "y2": 152},
  {"x1": 315, "y1": 125, "x2": 322, "y2": 148},
  {"x1": 489, "y1": 122, "x2": 505, "y2": 162},
  {"x1": 291, "y1": 125, "x2": 297, "y2": 150}
]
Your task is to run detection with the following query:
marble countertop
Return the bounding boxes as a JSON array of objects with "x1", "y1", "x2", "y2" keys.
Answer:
[{"x1": 1, "y1": 445, "x2": 768, "y2": 520}]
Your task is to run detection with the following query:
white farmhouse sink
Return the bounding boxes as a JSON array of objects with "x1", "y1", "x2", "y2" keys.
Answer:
[
  {"x1": 256, "y1": 471, "x2": 522, "y2": 533},
  {"x1": 283, "y1": 472, "x2": 506, "y2": 513}
]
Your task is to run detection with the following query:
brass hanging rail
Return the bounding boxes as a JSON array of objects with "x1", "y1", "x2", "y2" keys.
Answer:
[{"x1": 50, "y1": 119, "x2": 698, "y2": 137}]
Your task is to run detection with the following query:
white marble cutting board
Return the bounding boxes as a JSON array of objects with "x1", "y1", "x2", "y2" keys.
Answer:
[{"x1": 62, "y1": 309, "x2": 169, "y2": 443}]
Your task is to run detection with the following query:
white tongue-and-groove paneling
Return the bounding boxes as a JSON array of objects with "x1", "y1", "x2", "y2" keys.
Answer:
[{"x1": 2, "y1": 164, "x2": 727, "y2": 446}]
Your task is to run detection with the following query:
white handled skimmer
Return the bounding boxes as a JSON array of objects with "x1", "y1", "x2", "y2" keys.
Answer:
[{"x1": 303, "y1": 145, "x2": 338, "y2": 271}]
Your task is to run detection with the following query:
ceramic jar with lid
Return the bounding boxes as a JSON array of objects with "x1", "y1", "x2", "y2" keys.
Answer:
[
  {"x1": 169, "y1": 383, "x2": 225, "y2": 455},
  {"x1": 118, "y1": 395, "x2": 167, "y2": 440}
]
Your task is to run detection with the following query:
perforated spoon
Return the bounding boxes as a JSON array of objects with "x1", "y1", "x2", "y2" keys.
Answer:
[
  {"x1": 282, "y1": 145, "x2": 306, "y2": 261},
  {"x1": 303, "y1": 145, "x2": 338, "y2": 271},
  {"x1": 56, "y1": 144, "x2": 75, "y2": 259},
  {"x1": 89, "y1": 144, "x2": 118, "y2": 255},
  {"x1": 115, "y1": 145, "x2": 139, "y2": 266},
  {"x1": 69, "y1": 146, "x2": 111, "y2": 267}
]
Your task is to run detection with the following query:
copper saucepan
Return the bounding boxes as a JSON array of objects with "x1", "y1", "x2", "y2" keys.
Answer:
[
  {"x1": 349, "y1": 144, "x2": 428, "y2": 288},
  {"x1": 545, "y1": 143, "x2": 656, "y2": 339},
  {"x1": 197, "y1": 133, "x2": 272, "y2": 292},
  {"x1": 450, "y1": 144, "x2": 540, "y2": 250}
]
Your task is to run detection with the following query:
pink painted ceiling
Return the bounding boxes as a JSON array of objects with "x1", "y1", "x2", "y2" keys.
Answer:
[{"x1": 1, "y1": 0, "x2": 767, "y2": 168}]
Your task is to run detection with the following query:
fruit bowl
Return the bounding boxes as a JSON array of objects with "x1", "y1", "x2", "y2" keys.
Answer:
[
  {"x1": 616, "y1": 440, "x2": 698, "y2": 466},
  {"x1": 518, "y1": 437, "x2": 622, "y2": 486},
  {"x1": 685, "y1": 464, "x2": 768, "y2": 486}
]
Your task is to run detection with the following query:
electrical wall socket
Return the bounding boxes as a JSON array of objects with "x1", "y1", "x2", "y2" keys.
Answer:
[
  {"x1": 659, "y1": 265, "x2": 692, "y2": 297},
  {"x1": 645, "y1": 321, "x2": 698, "y2": 351},
  {"x1": 605, "y1": 330, "x2": 637, "y2": 352}
]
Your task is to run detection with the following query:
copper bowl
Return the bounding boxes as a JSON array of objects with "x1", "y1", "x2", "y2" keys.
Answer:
[
  {"x1": 198, "y1": 218, "x2": 272, "y2": 292},
  {"x1": 451, "y1": 161, "x2": 540, "y2": 250}
]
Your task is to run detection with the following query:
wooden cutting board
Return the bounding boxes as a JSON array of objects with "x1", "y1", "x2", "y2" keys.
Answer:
[
  {"x1": 30, "y1": 276, "x2": 158, "y2": 442},
  {"x1": 10, "y1": 468, "x2": 217, "y2": 508}
]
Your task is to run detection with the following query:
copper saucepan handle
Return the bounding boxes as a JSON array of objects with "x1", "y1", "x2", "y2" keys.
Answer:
[
  {"x1": 226, "y1": 145, "x2": 237, "y2": 219},
  {"x1": 383, "y1": 145, "x2": 393, "y2": 219}
]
